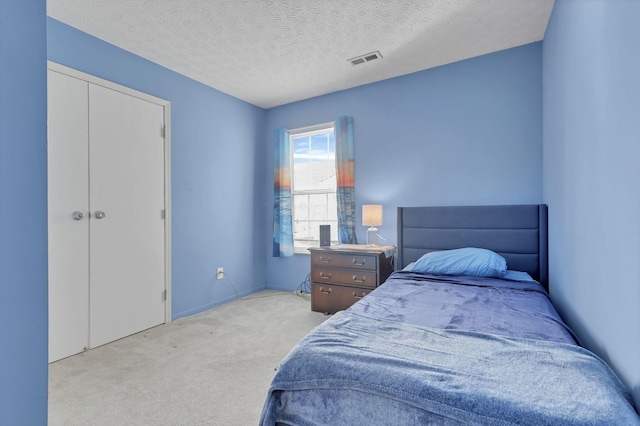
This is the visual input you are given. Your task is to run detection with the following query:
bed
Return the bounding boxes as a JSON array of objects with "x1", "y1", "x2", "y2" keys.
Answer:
[{"x1": 260, "y1": 205, "x2": 639, "y2": 425}]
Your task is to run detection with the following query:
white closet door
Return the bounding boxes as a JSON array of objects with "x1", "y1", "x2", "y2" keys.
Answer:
[
  {"x1": 47, "y1": 71, "x2": 90, "y2": 362},
  {"x1": 88, "y1": 84, "x2": 166, "y2": 348}
]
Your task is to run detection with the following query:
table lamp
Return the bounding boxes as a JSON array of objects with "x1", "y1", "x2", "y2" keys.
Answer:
[{"x1": 362, "y1": 204, "x2": 383, "y2": 245}]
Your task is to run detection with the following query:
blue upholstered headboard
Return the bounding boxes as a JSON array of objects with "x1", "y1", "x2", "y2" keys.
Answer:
[{"x1": 397, "y1": 205, "x2": 548, "y2": 290}]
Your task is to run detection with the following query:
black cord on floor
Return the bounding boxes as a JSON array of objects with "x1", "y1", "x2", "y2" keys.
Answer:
[
  {"x1": 223, "y1": 272, "x2": 312, "y2": 301},
  {"x1": 294, "y1": 273, "x2": 311, "y2": 301}
]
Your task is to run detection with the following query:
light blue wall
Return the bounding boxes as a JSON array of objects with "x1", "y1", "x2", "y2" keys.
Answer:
[
  {"x1": 47, "y1": 18, "x2": 268, "y2": 319},
  {"x1": 265, "y1": 43, "x2": 544, "y2": 291},
  {"x1": 543, "y1": 0, "x2": 640, "y2": 409},
  {"x1": 0, "y1": 0, "x2": 49, "y2": 424}
]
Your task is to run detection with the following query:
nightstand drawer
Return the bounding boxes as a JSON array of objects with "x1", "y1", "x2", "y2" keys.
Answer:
[
  {"x1": 311, "y1": 268, "x2": 377, "y2": 288},
  {"x1": 311, "y1": 252, "x2": 376, "y2": 271},
  {"x1": 311, "y1": 283, "x2": 372, "y2": 313}
]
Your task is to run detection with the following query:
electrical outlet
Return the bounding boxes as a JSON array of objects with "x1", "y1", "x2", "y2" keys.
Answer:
[{"x1": 217, "y1": 267, "x2": 224, "y2": 280}]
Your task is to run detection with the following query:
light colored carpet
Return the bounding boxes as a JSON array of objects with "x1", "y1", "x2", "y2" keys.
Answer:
[{"x1": 49, "y1": 290, "x2": 328, "y2": 426}]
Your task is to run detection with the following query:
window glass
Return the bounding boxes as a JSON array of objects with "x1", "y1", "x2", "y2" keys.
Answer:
[{"x1": 290, "y1": 125, "x2": 337, "y2": 252}]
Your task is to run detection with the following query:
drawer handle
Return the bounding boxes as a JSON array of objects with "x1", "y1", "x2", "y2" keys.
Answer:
[
  {"x1": 351, "y1": 275, "x2": 365, "y2": 283},
  {"x1": 352, "y1": 258, "x2": 366, "y2": 266},
  {"x1": 352, "y1": 291, "x2": 365, "y2": 299},
  {"x1": 320, "y1": 287, "x2": 332, "y2": 295},
  {"x1": 320, "y1": 272, "x2": 332, "y2": 280},
  {"x1": 320, "y1": 256, "x2": 332, "y2": 263}
]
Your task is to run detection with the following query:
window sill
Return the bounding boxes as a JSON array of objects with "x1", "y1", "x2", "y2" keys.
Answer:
[{"x1": 294, "y1": 242, "x2": 339, "y2": 255}]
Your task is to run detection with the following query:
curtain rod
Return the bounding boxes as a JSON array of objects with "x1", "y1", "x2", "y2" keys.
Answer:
[{"x1": 288, "y1": 121, "x2": 335, "y2": 135}]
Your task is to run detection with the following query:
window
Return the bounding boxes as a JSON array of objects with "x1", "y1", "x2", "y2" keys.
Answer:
[{"x1": 290, "y1": 124, "x2": 337, "y2": 252}]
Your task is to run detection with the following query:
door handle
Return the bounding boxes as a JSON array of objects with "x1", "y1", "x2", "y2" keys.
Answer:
[
  {"x1": 72, "y1": 211, "x2": 84, "y2": 220},
  {"x1": 94, "y1": 211, "x2": 106, "y2": 219}
]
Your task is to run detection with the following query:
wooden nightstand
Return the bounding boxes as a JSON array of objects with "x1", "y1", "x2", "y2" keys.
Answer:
[{"x1": 308, "y1": 244, "x2": 395, "y2": 314}]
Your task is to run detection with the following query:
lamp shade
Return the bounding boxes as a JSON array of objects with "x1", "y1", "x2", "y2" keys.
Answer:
[{"x1": 362, "y1": 204, "x2": 383, "y2": 227}]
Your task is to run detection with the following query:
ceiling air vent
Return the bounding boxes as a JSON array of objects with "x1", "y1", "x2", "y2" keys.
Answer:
[{"x1": 348, "y1": 51, "x2": 382, "y2": 66}]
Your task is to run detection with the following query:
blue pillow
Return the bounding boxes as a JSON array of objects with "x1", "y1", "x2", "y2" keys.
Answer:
[
  {"x1": 503, "y1": 269, "x2": 534, "y2": 282},
  {"x1": 412, "y1": 247, "x2": 507, "y2": 278},
  {"x1": 402, "y1": 262, "x2": 416, "y2": 271}
]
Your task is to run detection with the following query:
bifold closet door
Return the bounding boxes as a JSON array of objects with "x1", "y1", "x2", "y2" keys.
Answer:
[
  {"x1": 48, "y1": 71, "x2": 90, "y2": 362},
  {"x1": 88, "y1": 84, "x2": 166, "y2": 348},
  {"x1": 48, "y1": 69, "x2": 167, "y2": 362}
]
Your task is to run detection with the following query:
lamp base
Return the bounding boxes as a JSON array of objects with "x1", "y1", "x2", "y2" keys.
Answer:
[{"x1": 366, "y1": 226, "x2": 378, "y2": 245}]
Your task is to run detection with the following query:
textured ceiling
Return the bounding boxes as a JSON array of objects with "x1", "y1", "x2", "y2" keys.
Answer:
[{"x1": 47, "y1": 0, "x2": 555, "y2": 109}]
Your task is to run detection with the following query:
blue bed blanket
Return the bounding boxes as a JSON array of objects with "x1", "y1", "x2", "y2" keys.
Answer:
[
  {"x1": 261, "y1": 311, "x2": 639, "y2": 425},
  {"x1": 350, "y1": 272, "x2": 579, "y2": 345}
]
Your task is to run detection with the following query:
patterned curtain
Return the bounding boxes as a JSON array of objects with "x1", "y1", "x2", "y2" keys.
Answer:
[
  {"x1": 272, "y1": 128, "x2": 294, "y2": 257},
  {"x1": 334, "y1": 116, "x2": 358, "y2": 244}
]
